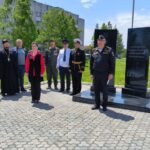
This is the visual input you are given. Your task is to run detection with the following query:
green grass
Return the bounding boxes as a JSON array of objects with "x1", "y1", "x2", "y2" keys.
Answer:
[
  {"x1": 82, "y1": 58, "x2": 126, "y2": 86},
  {"x1": 24, "y1": 58, "x2": 150, "y2": 87}
]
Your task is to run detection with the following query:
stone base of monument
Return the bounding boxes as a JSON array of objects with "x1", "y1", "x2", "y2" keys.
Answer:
[
  {"x1": 122, "y1": 88, "x2": 150, "y2": 98},
  {"x1": 73, "y1": 88, "x2": 150, "y2": 113}
]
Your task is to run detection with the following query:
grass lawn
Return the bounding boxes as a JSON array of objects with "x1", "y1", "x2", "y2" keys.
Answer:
[
  {"x1": 24, "y1": 58, "x2": 150, "y2": 87},
  {"x1": 82, "y1": 58, "x2": 126, "y2": 86},
  {"x1": 24, "y1": 59, "x2": 126, "y2": 85}
]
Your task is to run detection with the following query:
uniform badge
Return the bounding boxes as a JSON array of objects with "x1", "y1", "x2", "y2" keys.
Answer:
[{"x1": 54, "y1": 51, "x2": 58, "y2": 56}]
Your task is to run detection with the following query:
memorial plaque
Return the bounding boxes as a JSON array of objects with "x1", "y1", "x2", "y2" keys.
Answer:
[
  {"x1": 122, "y1": 27, "x2": 150, "y2": 98},
  {"x1": 94, "y1": 29, "x2": 118, "y2": 93}
]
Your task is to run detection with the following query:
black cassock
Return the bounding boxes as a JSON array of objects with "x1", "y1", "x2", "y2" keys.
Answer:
[{"x1": 0, "y1": 49, "x2": 19, "y2": 96}]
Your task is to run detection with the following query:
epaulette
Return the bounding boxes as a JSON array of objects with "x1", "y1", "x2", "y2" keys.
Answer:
[{"x1": 105, "y1": 46, "x2": 112, "y2": 52}]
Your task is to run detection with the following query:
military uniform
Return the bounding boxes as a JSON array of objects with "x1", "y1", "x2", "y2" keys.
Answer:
[
  {"x1": 70, "y1": 48, "x2": 85, "y2": 95},
  {"x1": 90, "y1": 46, "x2": 115, "y2": 109},
  {"x1": 45, "y1": 47, "x2": 59, "y2": 89}
]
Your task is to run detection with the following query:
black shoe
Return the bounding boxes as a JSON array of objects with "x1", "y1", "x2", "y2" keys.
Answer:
[
  {"x1": 21, "y1": 88, "x2": 27, "y2": 92},
  {"x1": 31, "y1": 100, "x2": 35, "y2": 103},
  {"x1": 66, "y1": 89, "x2": 70, "y2": 93},
  {"x1": 70, "y1": 93, "x2": 76, "y2": 96},
  {"x1": 59, "y1": 89, "x2": 64, "y2": 92},
  {"x1": 91, "y1": 106, "x2": 99, "y2": 110},
  {"x1": 2, "y1": 93, "x2": 6, "y2": 97},
  {"x1": 35, "y1": 100, "x2": 39, "y2": 104},
  {"x1": 55, "y1": 87, "x2": 58, "y2": 90},
  {"x1": 102, "y1": 107, "x2": 107, "y2": 112},
  {"x1": 47, "y1": 86, "x2": 51, "y2": 90}
]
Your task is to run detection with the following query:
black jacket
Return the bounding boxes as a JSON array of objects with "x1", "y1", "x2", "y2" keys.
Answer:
[
  {"x1": 70, "y1": 48, "x2": 85, "y2": 72},
  {"x1": 90, "y1": 46, "x2": 115, "y2": 75}
]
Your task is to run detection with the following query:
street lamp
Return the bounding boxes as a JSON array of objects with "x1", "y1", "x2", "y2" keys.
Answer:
[{"x1": 132, "y1": 0, "x2": 135, "y2": 28}]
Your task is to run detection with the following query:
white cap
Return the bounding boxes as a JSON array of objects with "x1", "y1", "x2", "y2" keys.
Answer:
[{"x1": 74, "y1": 38, "x2": 82, "y2": 45}]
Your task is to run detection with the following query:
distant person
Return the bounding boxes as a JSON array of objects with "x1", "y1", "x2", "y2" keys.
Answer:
[
  {"x1": 45, "y1": 40, "x2": 59, "y2": 90},
  {"x1": 90, "y1": 35, "x2": 115, "y2": 111},
  {"x1": 12, "y1": 39, "x2": 26, "y2": 92},
  {"x1": 57, "y1": 39, "x2": 71, "y2": 93},
  {"x1": 25, "y1": 42, "x2": 45, "y2": 103},
  {"x1": 0, "y1": 39, "x2": 19, "y2": 96},
  {"x1": 70, "y1": 39, "x2": 85, "y2": 95}
]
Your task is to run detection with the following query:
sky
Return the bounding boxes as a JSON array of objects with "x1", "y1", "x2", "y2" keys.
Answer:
[{"x1": 37, "y1": 0, "x2": 150, "y2": 47}]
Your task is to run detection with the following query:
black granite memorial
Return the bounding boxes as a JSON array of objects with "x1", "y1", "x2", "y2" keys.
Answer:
[
  {"x1": 93, "y1": 29, "x2": 118, "y2": 93},
  {"x1": 73, "y1": 27, "x2": 150, "y2": 113},
  {"x1": 122, "y1": 27, "x2": 150, "y2": 98}
]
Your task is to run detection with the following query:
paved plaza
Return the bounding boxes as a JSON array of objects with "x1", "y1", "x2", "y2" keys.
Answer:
[{"x1": 0, "y1": 84, "x2": 150, "y2": 150}]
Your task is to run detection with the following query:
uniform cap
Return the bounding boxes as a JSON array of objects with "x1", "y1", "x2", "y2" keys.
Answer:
[
  {"x1": 62, "y1": 39, "x2": 69, "y2": 44},
  {"x1": 97, "y1": 35, "x2": 106, "y2": 40},
  {"x1": 74, "y1": 38, "x2": 82, "y2": 45}
]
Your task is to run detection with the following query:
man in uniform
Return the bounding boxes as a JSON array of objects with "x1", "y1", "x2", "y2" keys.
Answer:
[
  {"x1": 70, "y1": 39, "x2": 85, "y2": 95},
  {"x1": 45, "y1": 40, "x2": 59, "y2": 90},
  {"x1": 90, "y1": 35, "x2": 115, "y2": 111}
]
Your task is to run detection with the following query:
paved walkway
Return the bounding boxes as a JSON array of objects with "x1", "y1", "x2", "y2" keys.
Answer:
[{"x1": 0, "y1": 84, "x2": 150, "y2": 150}]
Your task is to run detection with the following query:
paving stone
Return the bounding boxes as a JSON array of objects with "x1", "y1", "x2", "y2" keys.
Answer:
[{"x1": 0, "y1": 84, "x2": 150, "y2": 150}]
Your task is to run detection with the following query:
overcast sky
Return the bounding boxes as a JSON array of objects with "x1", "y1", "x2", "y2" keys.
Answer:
[{"x1": 37, "y1": 0, "x2": 150, "y2": 46}]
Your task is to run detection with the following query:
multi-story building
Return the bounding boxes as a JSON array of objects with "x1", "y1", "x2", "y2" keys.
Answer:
[{"x1": 0, "y1": 0, "x2": 85, "y2": 47}]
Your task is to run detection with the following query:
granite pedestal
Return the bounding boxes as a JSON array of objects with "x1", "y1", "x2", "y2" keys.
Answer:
[{"x1": 73, "y1": 88, "x2": 150, "y2": 113}]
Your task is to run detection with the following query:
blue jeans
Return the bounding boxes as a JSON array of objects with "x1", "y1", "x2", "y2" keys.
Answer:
[{"x1": 18, "y1": 65, "x2": 25, "y2": 90}]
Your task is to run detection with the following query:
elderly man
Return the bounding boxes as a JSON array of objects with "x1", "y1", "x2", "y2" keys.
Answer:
[
  {"x1": 12, "y1": 39, "x2": 26, "y2": 92},
  {"x1": 70, "y1": 39, "x2": 85, "y2": 95},
  {"x1": 90, "y1": 35, "x2": 115, "y2": 111}
]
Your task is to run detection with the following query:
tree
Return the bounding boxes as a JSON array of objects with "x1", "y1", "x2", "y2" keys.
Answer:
[
  {"x1": 116, "y1": 32, "x2": 124, "y2": 56},
  {"x1": 37, "y1": 8, "x2": 80, "y2": 48},
  {"x1": 11, "y1": 0, "x2": 37, "y2": 50},
  {"x1": 101, "y1": 23, "x2": 108, "y2": 29},
  {"x1": 0, "y1": 0, "x2": 13, "y2": 39}
]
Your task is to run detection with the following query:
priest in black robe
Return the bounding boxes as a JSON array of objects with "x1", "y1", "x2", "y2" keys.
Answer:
[{"x1": 0, "y1": 39, "x2": 19, "y2": 96}]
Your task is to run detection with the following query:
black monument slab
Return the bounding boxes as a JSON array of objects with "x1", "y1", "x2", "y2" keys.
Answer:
[
  {"x1": 94, "y1": 29, "x2": 118, "y2": 93},
  {"x1": 122, "y1": 27, "x2": 150, "y2": 98},
  {"x1": 73, "y1": 89, "x2": 150, "y2": 113}
]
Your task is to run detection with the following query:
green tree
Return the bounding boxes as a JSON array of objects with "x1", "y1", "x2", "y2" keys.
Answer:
[
  {"x1": 101, "y1": 23, "x2": 108, "y2": 29},
  {"x1": 37, "y1": 8, "x2": 80, "y2": 48},
  {"x1": 0, "y1": 0, "x2": 13, "y2": 39},
  {"x1": 116, "y1": 32, "x2": 124, "y2": 57},
  {"x1": 11, "y1": 0, "x2": 37, "y2": 50}
]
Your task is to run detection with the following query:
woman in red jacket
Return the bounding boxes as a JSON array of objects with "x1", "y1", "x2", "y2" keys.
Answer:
[{"x1": 25, "y1": 42, "x2": 45, "y2": 103}]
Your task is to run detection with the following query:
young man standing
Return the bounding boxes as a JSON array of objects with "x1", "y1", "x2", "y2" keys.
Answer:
[
  {"x1": 57, "y1": 39, "x2": 71, "y2": 93},
  {"x1": 70, "y1": 39, "x2": 85, "y2": 95}
]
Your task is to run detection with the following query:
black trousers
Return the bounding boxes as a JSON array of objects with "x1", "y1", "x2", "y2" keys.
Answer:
[
  {"x1": 59, "y1": 66, "x2": 70, "y2": 91},
  {"x1": 31, "y1": 80, "x2": 41, "y2": 101},
  {"x1": 46, "y1": 66, "x2": 58, "y2": 88},
  {"x1": 93, "y1": 72, "x2": 108, "y2": 108},
  {"x1": 72, "y1": 71, "x2": 82, "y2": 94}
]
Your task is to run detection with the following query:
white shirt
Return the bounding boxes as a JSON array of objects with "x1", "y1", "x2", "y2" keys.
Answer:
[
  {"x1": 57, "y1": 48, "x2": 71, "y2": 68},
  {"x1": 98, "y1": 48, "x2": 103, "y2": 53}
]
